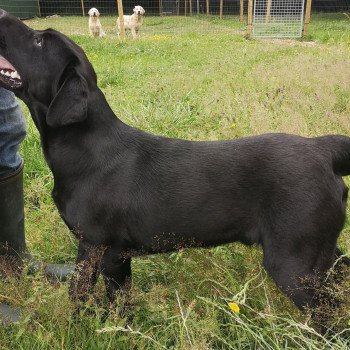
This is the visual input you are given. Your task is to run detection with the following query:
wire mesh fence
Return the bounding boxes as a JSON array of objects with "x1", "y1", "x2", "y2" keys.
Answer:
[
  {"x1": 0, "y1": 0, "x2": 249, "y2": 35},
  {"x1": 253, "y1": 0, "x2": 306, "y2": 38},
  {"x1": 0, "y1": 0, "x2": 248, "y2": 18},
  {"x1": 0, "y1": 0, "x2": 346, "y2": 17},
  {"x1": 0, "y1": 0, "x2": 348, "y2": 38}
]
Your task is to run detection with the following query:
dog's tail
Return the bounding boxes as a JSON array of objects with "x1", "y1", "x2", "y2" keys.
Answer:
[{"x1": 317, "y1": 135, "x2": 350, "y2": 176}]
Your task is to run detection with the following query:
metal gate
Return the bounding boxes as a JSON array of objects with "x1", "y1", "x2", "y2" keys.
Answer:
[
  {"x1": 0, "y1": 0, "x2": 39, "y2": 19},
  {"x1": 253, "y1": 0, "x2": 306, "y2": 38}
]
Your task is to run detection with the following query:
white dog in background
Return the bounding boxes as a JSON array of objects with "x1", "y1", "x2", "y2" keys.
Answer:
[
  {"x1": 117, "y1": 5, "x2": 145, "y2": 38},
  {"x1": 88, "y1": 8, "x2": 105, "y2": 37}
]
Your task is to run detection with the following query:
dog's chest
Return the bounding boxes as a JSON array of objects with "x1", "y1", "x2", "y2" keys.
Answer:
[
  {"x1": 125, "y1": 15, "x2": 143, "y2": 29},
  {"x1": 89, "y1": 19, "x2": 102, "y2": 34}
]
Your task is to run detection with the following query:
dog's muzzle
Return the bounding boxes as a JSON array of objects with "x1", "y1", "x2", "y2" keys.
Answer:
[
  {"x1": 0, "y1": 9, "x2": 7, "y2": 19},
  {"x1": 0, "y1": 54, "x2": 22, "y2": 88}
]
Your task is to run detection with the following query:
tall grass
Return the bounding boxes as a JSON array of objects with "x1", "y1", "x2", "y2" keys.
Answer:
[{"x1": 1, "y1": 13, "x2": 350, "y2": 349}]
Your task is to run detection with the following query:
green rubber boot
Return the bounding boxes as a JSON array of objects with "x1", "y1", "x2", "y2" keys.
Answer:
[{"x1": 0, "y1": 163, "x2": 26, "y2": 272}]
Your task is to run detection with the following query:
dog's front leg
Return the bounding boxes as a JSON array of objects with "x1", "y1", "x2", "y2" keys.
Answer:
[
  {"x1": 131, "y1": 27, "x2": 137, "y2": 38},
  {"x1": 69, "y1": 240, "x2": 105, "y2": 303},
  {"x1": 101, "y1": 248, "x2": 131, "y2": 306}
]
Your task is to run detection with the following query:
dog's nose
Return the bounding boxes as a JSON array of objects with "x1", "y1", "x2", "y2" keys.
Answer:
[{"x1": 0, "y1": 9, "x2": 8, "y2": 19}]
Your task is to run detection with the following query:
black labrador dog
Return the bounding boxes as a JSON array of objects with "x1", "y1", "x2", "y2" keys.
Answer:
[{"x1": 0, "y1": 10, "x2": 349, "y2": 316}]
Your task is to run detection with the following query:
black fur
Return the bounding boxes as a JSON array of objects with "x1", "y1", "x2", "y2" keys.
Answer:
[{"x1": 0, "y1": 10, "x2": 349, "y2": 314}]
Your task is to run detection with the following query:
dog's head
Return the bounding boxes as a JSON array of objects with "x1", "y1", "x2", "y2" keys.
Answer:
[
  {"x1": 88, "y1": 8, "x2": 100, "y2": 18},
  {"x1": 0, "y1": 9, "x2": 97, "y2": 127},
  {"x1": 133, "y1": 6, "x2": 145, "y2": 16}
]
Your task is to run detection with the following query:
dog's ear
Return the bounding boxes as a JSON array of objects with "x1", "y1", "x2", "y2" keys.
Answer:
[
  {"x1": 141, "y1": 7, "x2": 145, "y2": 15},
  {"x1": 46, "y1": 69, "x2": 88, "y2": 128},
  {"x1": 133, "y1": 7, "x2": 137, "y2": 13},
  {"x1": 88, "y1": 8, "x2": 93, "y2": 16}
]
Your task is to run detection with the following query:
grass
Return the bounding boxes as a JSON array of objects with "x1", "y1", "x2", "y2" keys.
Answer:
[{"x1": 1, "y1": 13, "x2": 350, "y2": 349}]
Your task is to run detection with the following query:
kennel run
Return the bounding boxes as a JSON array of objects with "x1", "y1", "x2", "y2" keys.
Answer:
[{"x1": 0, "y1": 0, "x2": 349, "y2": 38}]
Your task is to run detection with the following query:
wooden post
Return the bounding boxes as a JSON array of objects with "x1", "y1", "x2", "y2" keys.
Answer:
[
  {"x1": 240, "y1": 0, "x2": 244, "y2": 23},
  {"x1": 246, "y1": 0, "x2": 253, "y2": 38},
  {"x1": 219, "y1": 0, "x2": 223, "y2": 19},
  {"x1": 81, "y1": 0, "x2": 85, "y2": 16},
  {"x1": 177, "y1": 0, "x2": 180, "y2": 16},
  {"x1": 37, "y1": 0, "x2": 41, "y2": 17},
  {"x1": 159, "y1": 0, "x2": 163, "y2": 16},
  {"x1": 185, "y1": 0, "x2": 187, "y2": 16},
  {"x1": 116, "y1": 0, "x2": 126, "y2": 39},
  {"x1": 206, "y1": 0, "x2": 209, "y2": 16},
  {"x1": 266, "y1": 0, "x2": 271, "y2": 22},
  {"x1": 197, "y1": 0, "x2": 199, "y2": 14},
  {"x1": 189, "y1": 0, "x2": 192, "y2": 16},
  {"x1": 303, "y1": 0, "x2": 312, "y2": 36}
]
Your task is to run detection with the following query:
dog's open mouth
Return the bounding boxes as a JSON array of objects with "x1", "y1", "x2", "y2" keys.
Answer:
[{"x1": 0, "y1": 55, "x2": 22, "y2": 88}]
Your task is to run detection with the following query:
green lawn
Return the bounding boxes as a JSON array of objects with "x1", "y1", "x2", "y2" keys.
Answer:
[{"x1": 1, "y1": 13, "x2": 350, "y2": 349}]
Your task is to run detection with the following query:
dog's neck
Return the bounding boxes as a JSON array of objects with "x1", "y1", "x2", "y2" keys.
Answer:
[{"x1": 25, "y1": 86, "x2": 127, "y2": 171}]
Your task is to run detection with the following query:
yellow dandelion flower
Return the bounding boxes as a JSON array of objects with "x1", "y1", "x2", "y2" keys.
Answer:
[{"x1": 228, "y1": 302, "x2": 240, "y2": 314}]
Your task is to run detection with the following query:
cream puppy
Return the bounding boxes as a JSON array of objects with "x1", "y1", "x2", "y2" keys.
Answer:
[
  {"x1": 88, "y1": 8, "x2": 105, "y2": 38},
  {"x1": 117, "y1": 5, "x2": 145, "y2": 38}
]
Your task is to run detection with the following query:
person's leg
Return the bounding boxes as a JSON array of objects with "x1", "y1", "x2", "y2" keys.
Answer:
[
  {"x1": 0, "y1": 88, "x2": 74, "y2": 325},
  {"x1": 0, "y1": 88, "x2": 26, "y2": 262},
  {"x1": 0, "y1": 88, "x2": 25, "y2": 177}
]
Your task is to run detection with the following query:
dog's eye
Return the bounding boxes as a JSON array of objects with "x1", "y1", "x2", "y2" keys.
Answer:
[{"x1": 34, "y1": 37, "x2": 43, "y2": 47}]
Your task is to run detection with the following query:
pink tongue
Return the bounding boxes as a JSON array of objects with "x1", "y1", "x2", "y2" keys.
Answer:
[{"x1": 0, "y1": 55, "x2": 15, "y2": 70}]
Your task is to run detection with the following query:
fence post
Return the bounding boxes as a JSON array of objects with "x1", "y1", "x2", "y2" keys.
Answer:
[
  {"x1": 116, "y1": 0, "x2": 126, "y2": 39},
  {"x1": 81, "y1": 0, "x2": 85, "y2": 16},
  {"x1": 197, "y1": 0, "x2": 199, "y2": 14},
  {"x1": 246, "y1": 0, "x2": 253, "y2": 38},
  {"x1": 37, "y1": 0, "x2": 41, "y2": 17},
  {"x1": 189, "y1": 0, "x2": 192, "y2": 16},
  {"x1": 240, "y1": 0, "x2": 244, "y2": 23},
  {"x1": 159, "y1": 0, "x2": 163, "y2": 16},
  {"x1": 303, "y1": 0, "x2": 312, "y2": 35},
  {"x1": 266, "y1": 0, "x2": 271, "y2": 22},
  {"x1": 206, "y1": 0, "x2": 209, "y2": 16},
  {"x1": 219, "y1": 0, "x2": 223, "y2": 18}
]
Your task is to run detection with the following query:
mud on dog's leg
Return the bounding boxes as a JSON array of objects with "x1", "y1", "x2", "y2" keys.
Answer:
[{"x1": 69, "y1": 240, "x2": 104, "y2": 304}]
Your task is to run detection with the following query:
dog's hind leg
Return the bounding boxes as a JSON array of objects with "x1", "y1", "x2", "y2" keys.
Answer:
[
  {"x1": 262, "y1": 232, "x2": 338, "y2": 313},
  {"x1": 69, "y1": 240, "x2": 105, "y2": 303},
  {"x1": 101, "y1": 248, "x2": 131, "y2": 305}
]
